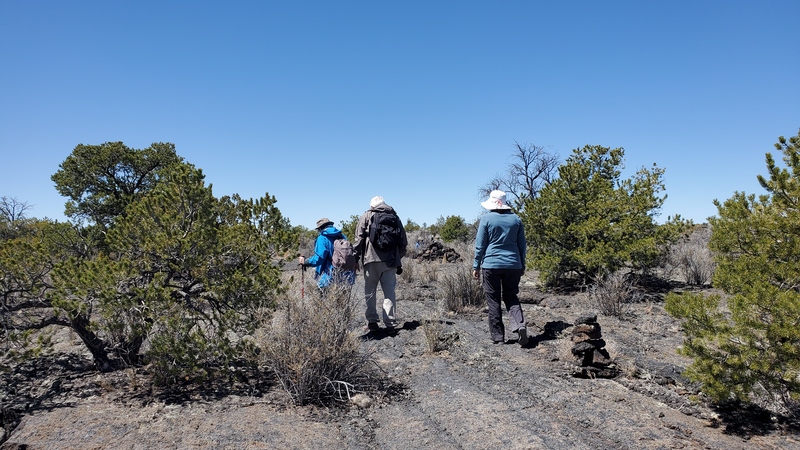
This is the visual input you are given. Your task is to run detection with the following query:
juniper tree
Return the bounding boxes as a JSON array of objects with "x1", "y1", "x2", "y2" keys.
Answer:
[{"x1": 665, "y1": 128, "x2": 800, "y2": 415}]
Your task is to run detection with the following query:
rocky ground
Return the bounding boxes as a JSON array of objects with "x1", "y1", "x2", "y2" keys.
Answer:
[{"x1": 2, "y1": 261, "x2": 799, "y2": 449}]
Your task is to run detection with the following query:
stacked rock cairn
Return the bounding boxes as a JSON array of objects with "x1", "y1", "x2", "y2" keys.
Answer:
[
  {"x1": 414, "y1": 241, "x2": 461, "y2": 263},
  {"x1": 570, "y1": 313, "x2": 619, "y2": 379}
]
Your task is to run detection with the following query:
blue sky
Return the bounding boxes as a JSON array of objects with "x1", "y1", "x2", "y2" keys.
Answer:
[{"x1": 2, "y1": 1, "x2": 798, "y2": 230}]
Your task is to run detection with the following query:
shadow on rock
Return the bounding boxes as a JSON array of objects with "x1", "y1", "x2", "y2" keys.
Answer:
[
  {"x1": 520, "y1": 321, "x2": 570, "y2": 348},
  {"x1": 1, "y1": 353, "x2": 96, "y2": 443},
  {"x1": 359, "y1": 320, "x2": 420, "y2": 341},
  {"x1": 145, "y1": 364, "x2": 276, "y2": 406},
  {"x1": 712, "y1": 401, "x2": 800, "y2": 438}
]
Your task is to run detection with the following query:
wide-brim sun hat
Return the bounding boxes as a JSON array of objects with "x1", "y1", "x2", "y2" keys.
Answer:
[
  {"x1": 316, "y1": 217, "x2": 334, "y2": 230},
  {"x1": 481, "y1": 190, "x2": 512, "y2": 210}
]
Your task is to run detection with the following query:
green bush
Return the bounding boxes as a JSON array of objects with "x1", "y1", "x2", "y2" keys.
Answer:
[
  {"x1": 3, "y1": 143, "x2": 296, "y2": 383},
  {"x1": 521, "y1": 144, "x2": 688, "y2": 286},
  {"x1": 665, "y1": 128, "x2": 800, "y2": 417},
  {"x1": 439, "y1": 215, "x2": 471, "y2": 243},
  {"x1": 339, "y1": 214, "x2": 360, "y2": 242}
]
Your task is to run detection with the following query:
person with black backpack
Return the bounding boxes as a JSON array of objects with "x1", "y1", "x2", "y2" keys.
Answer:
[
  {"x1": 299, "y1": 217, "x2": 356, "y2": 292},
  {"x1": 353, "y1": 196, "x2": 407, "y2": 331}
]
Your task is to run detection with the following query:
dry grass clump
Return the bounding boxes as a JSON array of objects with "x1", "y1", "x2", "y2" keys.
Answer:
[
  {"x1": 421, "y1": 313, "x2": 446, "y2": 353},
  {"x1": 420, "y1": 307, "x2": 459, "y2": 354},
  {"x1": 667, "y1": 225, "x2": 716, "y2": 285},
  {"x1": 398, "y1": 258, "x2": 417, "y2": 283},
  {"x1": 403, "y1": 258, "x2": 440, "y2": 283},
  {"x1": 587, "y1": 272, "x2": 643, "y2": 319},
  {"x1": 255, "y1": 281, "x2": 378, "y2": 405},
  {"x1": 440, "y1": 266, "x2": 484, "y2": 313},
  {"x1": 421, "y1": 262, "x2": 440, "y2": 283}
]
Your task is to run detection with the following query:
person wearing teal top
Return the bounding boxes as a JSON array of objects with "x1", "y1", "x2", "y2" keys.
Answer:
[{"x1": 472, "y1": 190, "x2": 529, "y2": 346}]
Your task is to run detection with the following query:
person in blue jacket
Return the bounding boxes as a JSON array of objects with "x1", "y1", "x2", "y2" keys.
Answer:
[
  {"x1": 472, "y1": 190, "x2": 529, "y2": 346},
  {"x1": 299, "y1": 217, "x2": 355, "y2": 290}
]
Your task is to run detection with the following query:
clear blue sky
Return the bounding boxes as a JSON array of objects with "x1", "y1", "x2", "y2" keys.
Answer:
[{"x1": 2, "y1": 1, "x2": 798, "y2": 229}]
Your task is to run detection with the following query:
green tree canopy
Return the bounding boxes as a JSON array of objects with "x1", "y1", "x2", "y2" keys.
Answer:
[
  {"x1": 665, "y1": 128, "x2": 800, "y2": 415},
  {"x1": 51, "y1": 141, "x2": 183, "y2": 228},
  {"x1": 521, "y1": 144, "x2": 686, "y2": 285},
  {"x1": 49, "y1": 162, "x2": 295, "y2": 379},
  {"x1": 4, "y1": 142, "x2": 296, "y2": 383},
  {"x1": 439, "y1": 215, "x2": 471, "y2": 243}
]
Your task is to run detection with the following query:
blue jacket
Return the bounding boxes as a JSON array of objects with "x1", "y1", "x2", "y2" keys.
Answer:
[
  {"x1": 473, "y1": 211, "x2": 526, "y2": 270},
  {"x1": 306, "y1": 225, "x2": 355, "y2": 287}
]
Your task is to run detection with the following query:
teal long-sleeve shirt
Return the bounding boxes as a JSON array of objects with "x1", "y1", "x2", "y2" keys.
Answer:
[{"x1": 472, "y1": 211, "x2": 526, "y2": 270}]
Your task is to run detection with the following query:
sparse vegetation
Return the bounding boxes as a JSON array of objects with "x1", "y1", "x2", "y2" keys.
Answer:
[
  {"x1": 257, "y1": 281, "x2": 378, "y2": 405},
  {"x1": 439, "y1": 266, "x2": 484, "y2": 313},
  {"x1": 5, "y1": 136, "x2": 800, "y2": 447},
  {"x1": 421, "y1": 314, "x2": 446, "y2": 353},
  {"x1": 587, "y1": 272, "x2": 643, "y2": 319},
  {"x1": 667, "y1": 224, "x2": 715, "y2": 285}
]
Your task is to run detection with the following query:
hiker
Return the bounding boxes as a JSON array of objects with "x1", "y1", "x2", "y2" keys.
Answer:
[
  {"x1": 299, "y1": 217, "x2": 356, "y2": 291},
  {"x1": 472, "y1": 190, "x2": 529, "y2": 346},
  {"x1": 353, "y1": 196, "x2": 408, "y2": 331}
]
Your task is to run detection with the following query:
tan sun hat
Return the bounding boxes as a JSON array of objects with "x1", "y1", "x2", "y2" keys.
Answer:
[
  {"x1": 480, "y1": 190, "x2": 512, "y2": 210},
  {"x1": 315, "y1": 217, "x2": 334, "y2": 230}
]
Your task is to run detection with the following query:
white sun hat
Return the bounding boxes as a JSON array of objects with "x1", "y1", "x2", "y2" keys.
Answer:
[{"x1": 480, "y1": 190, "x2": 512, "y2": 210}]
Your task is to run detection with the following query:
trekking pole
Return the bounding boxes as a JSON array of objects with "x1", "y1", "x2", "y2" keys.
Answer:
[{"x1": 300, "y1": 262, "x2": 305, "y2": 299}]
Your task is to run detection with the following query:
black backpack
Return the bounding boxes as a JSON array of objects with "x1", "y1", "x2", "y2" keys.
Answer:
[{"x1": 369, "y1": 211, "x2": 403, "y2": 251}]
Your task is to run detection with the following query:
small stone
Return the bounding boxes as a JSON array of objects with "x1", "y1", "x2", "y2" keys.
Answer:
[
  {"x1": 571, "y1": 342, "x2": 596, "y2": 354},
  {"x1": 350, "y1": 393, "x2": 372, "y2": 408},
  {"x1": 574, "y1": 314, "x2": 598, "y2": 325},
  {"x1": 572, "y1": 323, "x2": 602, "y2": 338},
  {"x1": 571, "y1": 333, "x2": 591, "y2": 343}
]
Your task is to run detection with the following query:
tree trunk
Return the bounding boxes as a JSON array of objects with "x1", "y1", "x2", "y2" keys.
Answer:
[{"x1": 70, "y1": 315, "x2": 113, "y2": 371}]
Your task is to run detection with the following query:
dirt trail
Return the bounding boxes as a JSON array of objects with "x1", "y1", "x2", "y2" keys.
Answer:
[{"x1": 2, "y1": 273, "x2": 799, "y2": 449}]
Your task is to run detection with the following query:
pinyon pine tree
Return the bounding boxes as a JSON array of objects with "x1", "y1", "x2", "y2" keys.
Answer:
[
  {"x1": 521, "y1": 145, "x2": 685, "y2": 285},
  {"x1": 3, "y1": 142, "x2": 296, "y2": 384},
  {"x1": 665, "y1": 128, "x2": 800, "y2": 416}
]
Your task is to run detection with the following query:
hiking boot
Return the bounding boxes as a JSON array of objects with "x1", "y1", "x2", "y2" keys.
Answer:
[
  {"x1": 517, "y1": 328, "x2": 529, "y2": 346},
  {"x1": 365, "y1": 322, "x2": 380, "y2": 331},
  {"x1": 493, "y1": 339, "x2": 505, "y2": 345}
]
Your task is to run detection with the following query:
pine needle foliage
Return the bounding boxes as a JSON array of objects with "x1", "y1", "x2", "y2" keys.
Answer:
[
  {"x1": 665, "y1": 128, "x2": 800, "y2": 416},
  {"x1": 521, "y1": 145, "x2": 688, "y2": 286},
  {"x1": 3, "y1": 143, "x2": 297, "y2": 382}
]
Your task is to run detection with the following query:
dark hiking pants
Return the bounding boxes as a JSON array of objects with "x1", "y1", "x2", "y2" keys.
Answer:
[{"x1": 481, "y1": 268, "x2": 526, "y2": 342}]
